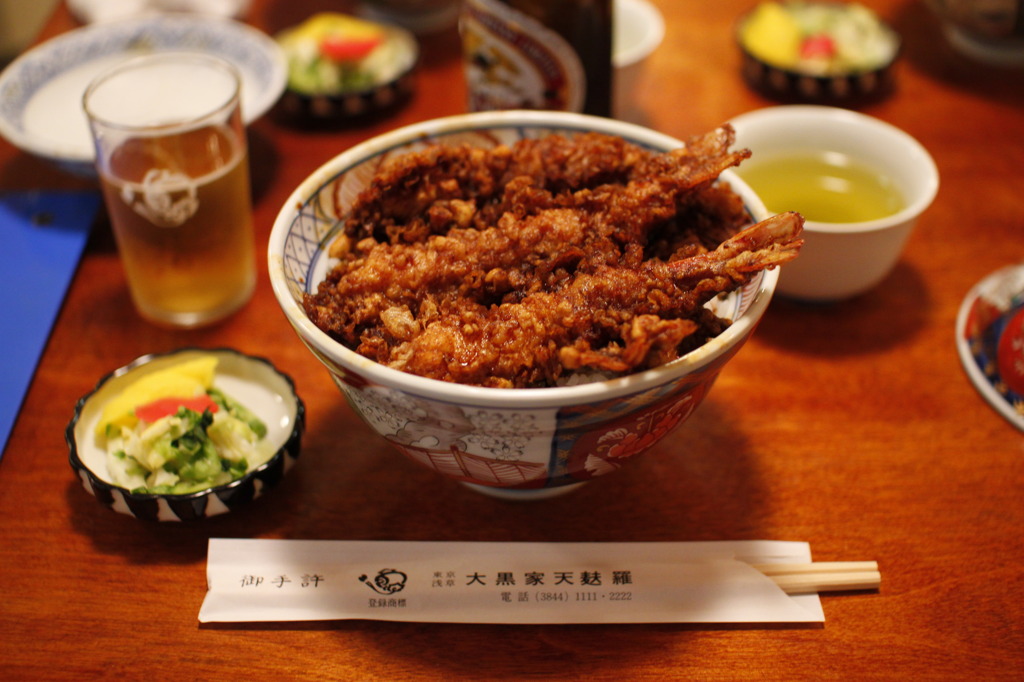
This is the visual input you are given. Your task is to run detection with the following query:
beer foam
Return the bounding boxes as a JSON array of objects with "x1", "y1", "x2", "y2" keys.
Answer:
[{"x1": 87, "y1": 61, "x2": 238, "y2": 127}]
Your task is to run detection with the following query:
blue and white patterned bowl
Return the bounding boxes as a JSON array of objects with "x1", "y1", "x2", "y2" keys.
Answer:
[
  {"x1": 269, "y1": 110, "x2": 780, "y2": 499},
  {"x1": 0, "y1": 14, "x2": 286, "y2": 175},
  {"x1": 66, "y1": 348, "x2": 304, "y2": 521},
  {"x1": 956, "y1": 264, "x2": 1024, "y2": 432}
]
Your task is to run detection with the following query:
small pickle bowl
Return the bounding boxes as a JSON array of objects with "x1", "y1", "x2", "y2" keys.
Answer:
[
  {"x1": 268, "y1": 110, "x2": 785, "y2": 500},
  {"x1": 273, "y1": 13, "x2": 419, "y2": 125},
  {"x1": 66, "y1": 348, "x2": 304, "y2": 521},
  {"x1": 735, "y1": 1, "x2": 901, "y2": 105},
  {"x1": 729, "y1": 105, "x2": 939, "y2": 302}
]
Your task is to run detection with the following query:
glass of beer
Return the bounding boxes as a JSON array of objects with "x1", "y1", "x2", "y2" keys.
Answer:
[{"x1": 83, "y1": 53, "x2": 255, "y2": 328}]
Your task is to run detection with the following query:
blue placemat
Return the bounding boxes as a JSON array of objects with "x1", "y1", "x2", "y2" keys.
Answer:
[{"x1": 0, "y1": 190, "x2": 101, "y2": 457}]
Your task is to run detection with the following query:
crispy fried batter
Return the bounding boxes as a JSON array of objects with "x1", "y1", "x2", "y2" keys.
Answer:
[{"x1": 304, "y1": 127, "x2": 803, "y2": 388}]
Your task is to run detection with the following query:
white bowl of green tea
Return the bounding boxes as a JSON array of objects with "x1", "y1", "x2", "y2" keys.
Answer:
[{"x1": 729, "y1": 105, "x2": 938, "y2": 301}]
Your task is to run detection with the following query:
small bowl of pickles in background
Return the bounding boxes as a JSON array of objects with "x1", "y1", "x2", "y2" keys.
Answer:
[
  {"x1": 736, "y1": 1, "x2": 901, "y2": 104},
  {"x1": 275, "y1": 12, "x2": 419, "y2": 124},
  {"x1": 729, "y1": 105, "x2": 939, "y2": 301}
]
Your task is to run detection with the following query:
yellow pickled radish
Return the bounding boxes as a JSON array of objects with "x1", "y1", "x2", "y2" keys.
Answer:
[
  {"x1": 95, "y1": 356, "x2": 218, "y2": 436},
  {"x1": 742, "y1": 2, "x2": 802, "y2": 69},
  {"x1": 291, "y1": 13, "x2": 383, "y2": 43}
]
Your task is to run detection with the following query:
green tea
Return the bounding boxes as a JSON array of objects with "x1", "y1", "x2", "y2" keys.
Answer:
[{"x1": 738, "y1": 152, "x2": 904, "y2": 223}]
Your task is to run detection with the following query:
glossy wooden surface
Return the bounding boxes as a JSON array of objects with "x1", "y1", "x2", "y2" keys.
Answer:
[{"x1": 2, "y1": 1, "x2": 1023, "y2": 678}]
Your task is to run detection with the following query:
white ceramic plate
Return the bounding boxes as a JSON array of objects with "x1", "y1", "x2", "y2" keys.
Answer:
[
  {"x1": 0, "y1": 14, "x2": 286, "y2": 174},
  {"x1": 955, "y1": 264, "x2": 1024, "y2": 432},
  {"x1": 613, "y1": 0, "x2": 665, "y2": 69}
]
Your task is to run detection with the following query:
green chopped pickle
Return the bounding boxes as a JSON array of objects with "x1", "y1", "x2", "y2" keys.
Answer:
[{"x1": 103, "y1": 391, "x2": 270, "y2": 495}]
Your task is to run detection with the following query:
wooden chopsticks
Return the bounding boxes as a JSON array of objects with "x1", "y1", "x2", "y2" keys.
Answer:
[{"x1": 752, "y1": 561, "x2": 881, "y2": 594}]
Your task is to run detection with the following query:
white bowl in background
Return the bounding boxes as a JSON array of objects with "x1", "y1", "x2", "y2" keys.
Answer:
[
  {"x1": 613, "y1": 0, "x2": 665, "y2": 119},
  {"x1": 729, "y1": 105, "x2": 939, "y2": 302}
]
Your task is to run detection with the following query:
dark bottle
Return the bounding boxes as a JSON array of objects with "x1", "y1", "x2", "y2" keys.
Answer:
[{"x1": 460, "y1": 0, "x2": 613, "y2": 117}]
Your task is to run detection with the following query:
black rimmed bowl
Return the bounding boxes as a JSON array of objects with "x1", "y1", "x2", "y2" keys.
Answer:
[
  {"x1": 274, "y1": 19, "x2": 419, "y2": 125},
  {"x1": 66, "y1": 348, "x2": 304, "y2": 521},
  {"x1": 735, "y1": 2, "x2": 901, "y2": 106}
]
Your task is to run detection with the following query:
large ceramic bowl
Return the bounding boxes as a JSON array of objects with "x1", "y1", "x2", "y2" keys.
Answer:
[{"x1": 268, "y1": 110, "x2": 779, "y2": 499}]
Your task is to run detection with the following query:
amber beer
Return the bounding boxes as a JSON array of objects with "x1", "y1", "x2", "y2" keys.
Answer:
[
  {"x1": 84, "y1": 54, "x2": 255, "y2": 328},
  {"x1": 98, "y1": 128, "x2": 254, "y2": 326},
  {"x1": 460, "y1": 0, "x2": 613, "y2": 116}
]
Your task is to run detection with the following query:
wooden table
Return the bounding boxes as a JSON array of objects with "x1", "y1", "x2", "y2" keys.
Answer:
[{"x1": 3, "y1": 1, "x2": 1023, "y2": 678}]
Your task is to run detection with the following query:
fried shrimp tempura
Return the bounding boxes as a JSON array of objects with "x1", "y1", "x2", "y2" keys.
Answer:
[{"x1": 304, "y1": 127, "x2": 804, "y2": 388}]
